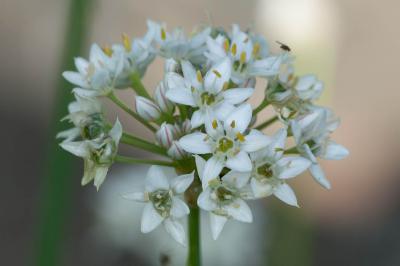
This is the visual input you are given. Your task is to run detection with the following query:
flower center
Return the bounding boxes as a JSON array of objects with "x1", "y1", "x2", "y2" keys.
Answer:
[
  {"x1": 217, "y1": 137, "x2": 234, "y2": 153},
  {"x1": 150, "y1": 189, "x2": 172, "y2": 217},
  {"x1": 214, "y1": 185, "x2": 236, "y2": 204},
  {"x1": 256, "y1": 163, "x2": 273, "y2": 179},
  {"x1": 200, "y1": 92, "x2": 216, "y2": 105}
]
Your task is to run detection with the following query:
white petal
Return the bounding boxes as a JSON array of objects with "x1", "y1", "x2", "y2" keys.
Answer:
[
  {"x1": 222, "y1": 88, "x2": 254, "y2": 104},
  {"x1": 179, "y1": 132, "x2": 212, "y2": 154},
  {"x1": 250, "y1": 178, "x2": 273, "y2": 198},
  {"x1": 309, "y1": 163, "x2": 331, "y2": 189},
  {"x1": 224, "y1": 103, "x2": 252, "y2": 133},
  {"x1": 141, "y1": 203, "x2": 164, "y2": 233},
  {"x1": 59, "y1": 141, "x2": 89, "y2": 157},
  {"x1": 94, "y1": 166, "x2": 109, "y2": 191},
  {"x1": 202, "y1": 156, "x2": 224, "y2": 189},
  {"x1": 296, "y1": 75, "x2": 316, "y2": 92},
  {"x1": 226, "y1": 151, "x2": 252, "y2": 172},
  {"x1": 74, "y1": 57, "x2": 89, "y2": 74},
  {"x1": 165, "y1": 87, "x2": 196, "y2": 107},
  {"x1": 62, "y1": 71, "x2": 88, "y2": 88},
  {"x1": 275, "y1": 157, "x2": 311, "y2": 179},
  {"x1": 213, "y1": 102, "x2": 235, "y2": 122},
  {"x1": 145, "y1": 166, "x2": 170, "y2": 192},
  {"x1": 109, "y1": 118, "x2": 122, "y2": 143},
  {"x1": 248, "y1": 56, "x2": 282, "y2": 77},
  {"x1": 197, "y1": 188, "x2": 217, "y2": 211},
  {"x1": 164, "y1": 219, "x2": 186, "y2": 246},
  {"x1": 225, "y1": 199, "x2": 253, "y2": 223},
  {"x1": 195, "y1": 155, "x2": 206, "y2": 181},
  {"x1": 210, "y1": 213, "x2": 228, "y2": 240},
  {"x1": 241, "y1": 130, "x2": 271, "y2": 152},
  {"x1": 171, "y1": 172, "x2": 194, "y2": 194},
  {"x1": 322, "y1": 141, "x2": 349, "y2": 160},
  {"x1": 170, "y1": 197, "x2": 190, "y2": 218},
  {"x1": 121, "y1": 192, "x2": 147, "y2": 202},
  {"x1": 181, "y1": 60, "x2": 201, "y2": 88},
  {"x1": 190, "y1": 110, "x2": 205, "y2": 128},
  {"x1": 204, "y1": 58, "x2": 231, "y2": 94},
  {"x1": 273, "y1": 183, "x2": 299, "y2": 207},
  {"x1": 204, "y1": 111, "x2": 224, "y2": 139},
  {"x1": 222, "y1": 170, "x2": 251, "y2": 188}
]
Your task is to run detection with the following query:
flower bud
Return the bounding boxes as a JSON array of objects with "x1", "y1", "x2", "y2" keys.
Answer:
[
  {"x1": 135, "y1": 96, "x2": 161, "y2": 121},
  {"x1": 167, "y1": 141, "x2": 189, "y2": 160},
  {"x1": 173, "y1": 119, "x2": 191, "y2": 136},
  {"x1": 164, "y1": 58, "x2": 179, "y2": 72},
  {"x1": 156, "y1": 122, "x2": 177, "y2": 148},
  {"x1": 154, "y1": 81, "x2": 174, "y2": 113}
]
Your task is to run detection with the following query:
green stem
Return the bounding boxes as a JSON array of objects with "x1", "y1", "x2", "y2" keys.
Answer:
[
  {"x1": 108, "y1": 92, "x2": 156, "y2": 132},
  {"x1": 284, "y1": 146, "x2": 299, "y2": 155},
  {"x1": 130, "y1": 72, "x2": 151, "y2": 99},
  {"x1": 121, "y1": 132, "x2": 168, "y2": 157},
  {"x1": 115, "y1": 155, "x2": 176, "y2": 167},
  {"x1": 187, "y1": 206, "x2": 201, "y2": 266},
  {"x1": 255, "y1": 116, "x2": 278, "y2": 130},
  {"x1": 253, "y1": 98, "x2": 270, "y2": 115}
]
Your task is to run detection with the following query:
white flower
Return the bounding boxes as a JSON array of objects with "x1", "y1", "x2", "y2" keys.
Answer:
[
  {"x1": 154, "y1": 80, "x2": 174, "y2": 113},
  {"x1": 195, "y1": 155, "x2": 253, "y2": 240},
  {"x1": 179, "y1": 104, "x2": 271, "y2": 187},
  {"x1": 146, "y1": 20, "x2": 211, "y2": 65},
  {"x1": 290, "y1": 107, "x2": 349, "y2": 189},
  {"x1": 135, "y1": 96, "x2": 162, "y2": 121},
  {"x1": 63, "y1": 44, "x2": 125, "y2": 97},
  {"x1": 123, "y1": 166, "x2": 194, "y2": 246},
  {"x1": 59, "y1": 119, "x2": 122, "y2": 190},
  {"x1": 206, "y1": 24, "x2": 283, "y2": 85},
  {"x1": 248, "y1": 129, "x2": 311, "y2": 207},
  {"x1": 165, "y1": 59, "x2": 254, "y2": 128}
]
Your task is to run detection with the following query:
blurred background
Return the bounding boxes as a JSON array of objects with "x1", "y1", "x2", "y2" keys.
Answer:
[{"x1": 2, "y1": 0, "x2": 400, "y2": 265}]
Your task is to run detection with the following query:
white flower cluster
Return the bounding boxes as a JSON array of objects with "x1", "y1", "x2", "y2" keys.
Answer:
[{"x1": 58, "y1": 20, "x2": 349, "y2": 245}]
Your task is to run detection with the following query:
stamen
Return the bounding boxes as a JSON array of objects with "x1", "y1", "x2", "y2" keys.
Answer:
[
  {"x1": 240, "y1": 51, "x2": 247, "y2": 64},
  {"x1": 212, "y1": 119, "x2": 218, "y2": 129},
  {"x1": 223, "y1": 81, "x2": 229, "y2": 90},
  {"x1": 212, "y1": 70, "x2": 222, "y2": 78},
  {"x1": 236, "y1": 132, "x2": 245, "y2": 142},
  {"x1": 196, "y1": 70, "x2": 203, "y2": 83},
  {"x1": 253, "y1": 43, "x2": 260, "y2": 56},
  {"x1": 102, "y1": 45, "x2": 113, "y2": 57},
  {"x1": 161, "y1": 28, "x2": 167, "y2": 40},
  {"x1": 122, "y1": 33, "x2": 131, "y2": 51},
  {"x1": 230, "y1": 120, "x2": 236, "y2": 128},
  {"x1": 231, "y1": 43, "x2": 237, "y2": 56},
  {"x1": 223, "y1": 39, "x2": 230, "y2": 52}
]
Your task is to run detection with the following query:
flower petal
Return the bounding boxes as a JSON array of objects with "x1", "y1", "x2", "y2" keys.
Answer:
[
  {"x1": 121, "y1": 192, "x2": 147, "y2": 202},
  {"x1": 191, "y1": 110, "x2": 205, "y2": 128},
  {"x1": 309, "y1": 163, "x2": 331, "y2": 189},
  {"x1": 250, "y1": 178, "x2": 273, "y2": 198},
  {"x1": 59, "y1": 141, "x2": 89, "y2": 158},
  {"x1": 224, "y1": 103, "x2": 252, "y2": 133},
  {"x1": 226, "y1": 151, "x2": 252, "y2": 172},
  {"x1": 222, "y1": 170, "x2": 251, "y2": 188},
  {"x1": 94, "y1": 166, "x2": 109, "y2": 191},
  {"x1": 273, "y1": 183, "x2": 299, "y2": 207},
  {"x1": 170, "y1": 197, "x2": 190, "y2": 218},
  {"x1": 179, "y1": 132, "x2": 212, "y2": 154},
  {"x1": 145, "y1": 166, "x2": 170, "y2": 192},
  {"x1": 204, "y1": 58, "x2": 231, "y2": 94},
  {"x1": 181, "y1": 60, "x2": 201, "y2": 88},
  {"x1": 225, "y1": 199, "x2": 253, "y2": 223},
  {"x1": 241, "y1": 129, "x2": 271, "y2": 152},
  {"x1": 202, "y1": 156, "x2": 224, "y2": 189},
  {"x1": 274, "y1": 157, "x2": 311, "y2": 179},
  {"x1": 222, "y1": 88, "x2": 254, "y2": 104},
  {"x1": 164, "y1": 218, "x2": 186, "y2": 246},
  {"x1": 248, "y1": 56, "x2": 282, "y2": 77},
  {"x1": 322, "y1": 141, "x2": 349, "y2": 160},
  {"x1": 165, "y1": 87, "x2": 196, "y2": 107},
  {"x1": 141, "y1": 203, "x2": 164, "y2": 233},
  {"x1": 171, "y1": 172, "x2": 194, "y2": 194},
  {"x1": 195, "y1": 155, "x2": 206, "y2": 182},
  {"x1": 62, "y1": 71, "x2": 88, "y2": 88},
  {"x1": 213, "y1": 102, "x2": 235, "y2": 122},
  {"x1": 210, "y1": 213, "x2": 228, "y2": 240},
  {"x1": 197, "y1": 188, "x2": 217, "y2": 211}
]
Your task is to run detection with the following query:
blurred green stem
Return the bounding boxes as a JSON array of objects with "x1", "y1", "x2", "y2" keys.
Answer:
[
  {"x1": 187, "y1": 206, "x2": 201, "y2": 266},
  {"x1": 34, "y1": 1, "x2": 92, "y2": 266},
  {"x1": 253, "y1": 98, "x2": 270, "y2": 115},
  {"x1": 256, "y1": 116, "x2": 278, "y2": 130},
  {"x1": 121, "y1": 132, "x2": 168, "y2": 157},
  {"x1": 115, "y1": 155, "x2": 176, "y2": 167},
  {"x1": 130, "y1": 72, "x2": 152, "y2": 99}
]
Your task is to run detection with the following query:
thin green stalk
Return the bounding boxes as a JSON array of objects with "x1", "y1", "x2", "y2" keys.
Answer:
[
  {"x1": 255, "y1": 116, "x2": 278, "y2": 130},
  {"x1": 178, "y1": 105, "x2": 188, "y2": 120},
  {"x1": 187, "y1": 206, "x2": 201, "y2": 266},
  {"x1": 121, "y1": 132, "x2": 168, "y2": 157},
  {"x1": 34, "y1": 1, "x2": 92, "y2": 266},
  {"x1": 253, "y1": 98, "x2": 270, "y2": 115},
  {"x1": 108, "y1": 92, "x2": 156, "y2": 132},
  {"x1": 115, "y1": 155, "x2": 176, "y2": 167},
  {"x1": 130, "y1": 72, "x2": 151, "y2": 99},
  {"x1": 284, "y1": 146, "x2": 299, "y2": 155}
]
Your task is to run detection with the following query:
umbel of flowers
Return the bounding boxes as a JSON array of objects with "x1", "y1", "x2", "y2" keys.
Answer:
[{"x1": 58, "y1": 20, "x2": 349, "y2": 262}]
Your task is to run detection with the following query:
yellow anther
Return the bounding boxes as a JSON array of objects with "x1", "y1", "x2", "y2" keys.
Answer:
[
  {"x1": 240, "y1": 51, "x2": 247, "y2": 64},
  {"x1": 196, "y1": 70, "x2": 203, "y2": 83},
  {"x1": 223, "y1": 81, "x2": 229, "y2": 90},
  {"x1": 191, "y1": 86, "x2": 196, "y2": 93},
  {"x1": 212, "y1": 70, "x2": 222, "y2": 78},
  {"x1": 236, "y1": 132, "x2": 245, "y2": 142},
  {"x1": 230, "y1": 120, "x2": 236, "y2": 128},
  {"x1": 212, "y1": 119, "x2": 218, "y2": 129},
  {"x1": 223, "y1": 39, "x2": 230, "y2": 52},
  {"x1": 122, "y1": 33, "x2": 131, "y2": 51},
  {"x1": 161, "y1": 28, "x2": 167, "y2": 40},
  {"x1": 252, "y1": 42, "x2": 260, "y2": 56},
  {"x1": 102, "y1": 45, "x2": 113, "y2": 57},
  {"x1": 231, "y1": 43, "x2": 237, "y2": 56}
]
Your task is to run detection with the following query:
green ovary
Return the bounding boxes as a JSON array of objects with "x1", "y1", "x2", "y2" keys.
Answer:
[
  {"x1": 150, "y1": 189, "x2": 172, "y2": 217},
  {"x1": 217, "y1": 137, "x2": 234, "y2": 153}
]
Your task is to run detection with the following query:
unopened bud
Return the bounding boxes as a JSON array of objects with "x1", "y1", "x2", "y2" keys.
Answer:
[
  {"x1": 135, "y1": 96, "x2": 161, "y2": 121},
  {"x1": 164, "y1": 58, "x2": 179, "y2": 73},
  {"x1": 167, "y1": 141, "x2": 189, "y2": 160},
  {"x1": 156, "y1": 122, "x2": 177, "y2": 148},
  {"x1": 154, "y1": 81, "x2": 174, "y2": 113}
]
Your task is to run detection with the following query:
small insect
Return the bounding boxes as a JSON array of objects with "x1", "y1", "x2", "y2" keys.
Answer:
[{"x1": 276, "y1": 41, "x2": 291, "y2": 52}]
